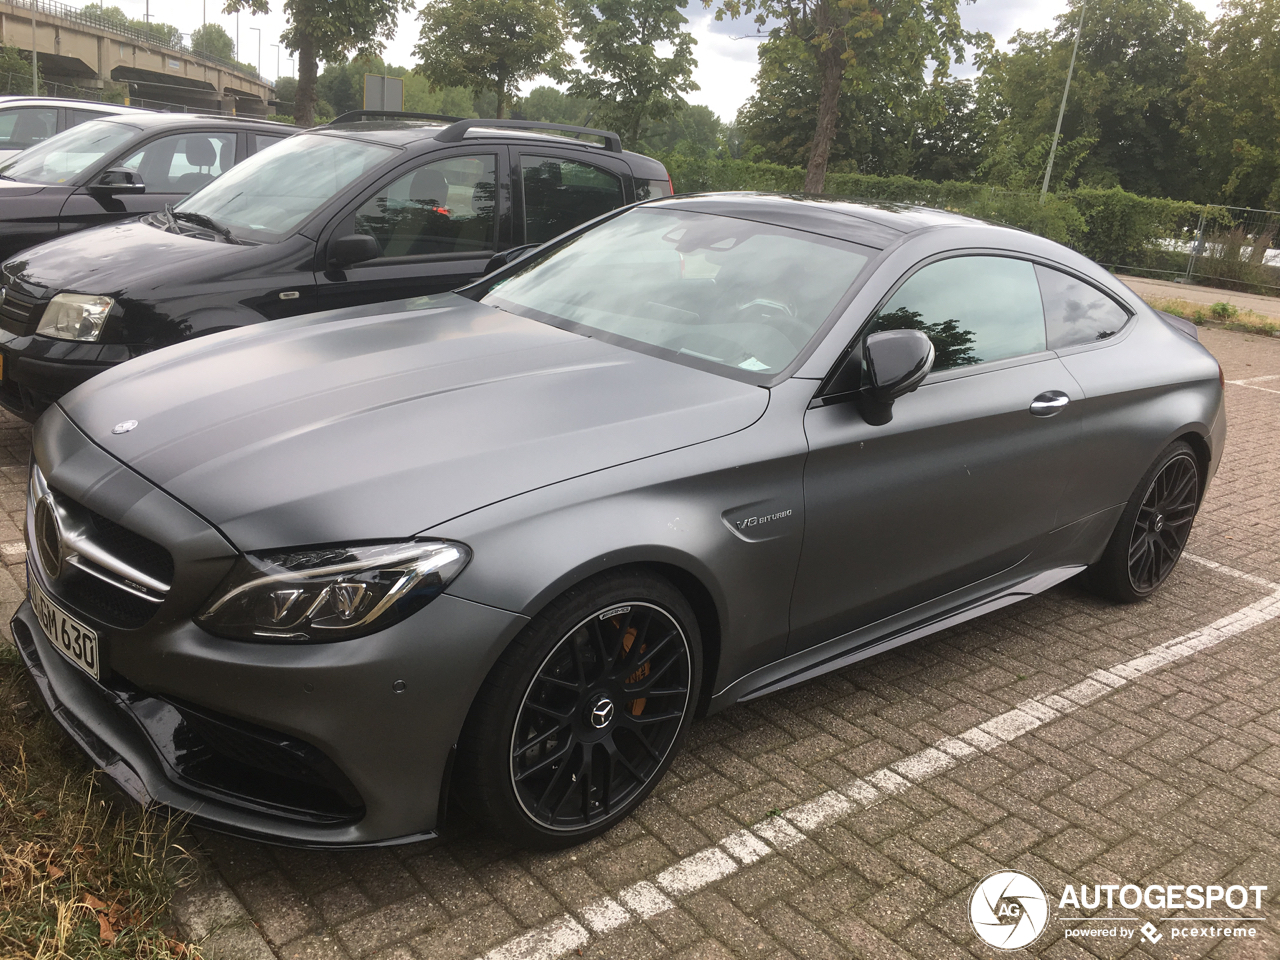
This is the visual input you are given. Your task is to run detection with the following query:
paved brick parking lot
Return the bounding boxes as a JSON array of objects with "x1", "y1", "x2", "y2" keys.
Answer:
[{"x1": 3, "y1": 326, "x2": 1279, "y2": 960}]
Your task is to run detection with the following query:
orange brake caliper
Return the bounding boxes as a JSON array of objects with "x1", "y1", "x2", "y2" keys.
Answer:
[{"x1": 621, "y1": 625, "x2": 649, "y2": 715}]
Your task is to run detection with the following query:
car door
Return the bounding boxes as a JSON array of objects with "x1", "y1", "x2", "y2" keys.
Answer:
[
  {"x1": 57, "y1": 129, "x2": 240, "y2": 235},
  {"x1": 515, "y1": 151, "x2": 631, "y2": 245},
  {"x1": 0, "y1": 105, "x2": 57, "y2": 160},
  {"x1": 314, "y1": 149, "x2": 504, "y2": 310},
  {"x1": 788, "y1": 254, "x2": 1084, "y2": 654}
]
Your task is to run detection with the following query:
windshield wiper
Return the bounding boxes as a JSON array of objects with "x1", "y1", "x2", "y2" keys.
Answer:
[{"x1": 167, "y1": 204, "x2": 241, "y2": 244}]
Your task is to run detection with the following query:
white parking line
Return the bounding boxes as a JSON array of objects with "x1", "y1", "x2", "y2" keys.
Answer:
[
  {"x1": 1227, "y1": 375, "x2": 1280, "y2": 394},
  {"x1": 477, "y1": 556, "x2": 1280, "y2": 960}
]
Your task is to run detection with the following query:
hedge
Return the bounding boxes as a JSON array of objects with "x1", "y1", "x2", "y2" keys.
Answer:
[{"x1": 659, "y1": 154, "x2": 1214, "y2": 273}]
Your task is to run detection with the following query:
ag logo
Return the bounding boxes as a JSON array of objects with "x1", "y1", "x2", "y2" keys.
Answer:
[{"x1": 969, "y1": 870, "x2": 1050, "y2": 950}]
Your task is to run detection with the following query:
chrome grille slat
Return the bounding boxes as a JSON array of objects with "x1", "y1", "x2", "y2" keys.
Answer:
[{"x1": 0, "y1": 285, "x2": 44, "y2": 334}]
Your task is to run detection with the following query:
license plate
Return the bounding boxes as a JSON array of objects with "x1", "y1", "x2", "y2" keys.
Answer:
[{"x1": 30, "y1": 578, "x2": 99, "y2": 680}]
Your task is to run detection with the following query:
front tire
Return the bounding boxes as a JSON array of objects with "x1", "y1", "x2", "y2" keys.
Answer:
[
  {"x1": 1085, "y1": 440, "x2": 1202, "y2": 602},
  {"x1": 457, "y1": 570, "x2": 701, "y2": 848}
]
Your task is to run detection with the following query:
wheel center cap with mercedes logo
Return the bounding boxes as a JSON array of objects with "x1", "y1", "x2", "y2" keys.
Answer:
[
  {"x1": 34, "y1": 495, "x2": 63, "y2": 579},
  {"x1": 588, "y1": 697, "x2": 615, "y2": 729}
]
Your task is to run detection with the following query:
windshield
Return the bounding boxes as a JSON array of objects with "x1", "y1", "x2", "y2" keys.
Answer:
[
  {"x1": 0, "y1": 119, "x2": 138, "y2": 184},
  {"x1": 483, "y1": 208, "x2": 871, "y2": 377},
  {"x1": 174, "y1": 133, "x2": 397, "y2": 243}
]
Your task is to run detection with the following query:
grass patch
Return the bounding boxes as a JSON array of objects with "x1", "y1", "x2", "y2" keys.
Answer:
[
  {"x1": 0, "y1": 643, "x2": 200, "y2": 959},
  {"x1": 1145, "y1": 296, "x2": 1280, "y2": 336}
]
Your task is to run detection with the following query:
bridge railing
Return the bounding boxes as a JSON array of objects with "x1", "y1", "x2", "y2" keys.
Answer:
[{"x1": 7, "y1": 0, "x2": 266, "y2": 81}]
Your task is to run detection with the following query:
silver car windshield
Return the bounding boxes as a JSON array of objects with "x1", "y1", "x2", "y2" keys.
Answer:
[
  {"x1": 484, "y1": 208, "x2": 870, "y2": 376},
  {"x1": 174, "y1": 134, "x2": 397, "y2": 243},
  {"x1": 0, "y1": 119, "x2": 138, "y2": 185}
]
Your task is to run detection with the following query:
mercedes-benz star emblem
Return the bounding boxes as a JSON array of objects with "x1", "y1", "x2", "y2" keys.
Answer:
[
  {"x1": 34, "y1": 495, "x2": 63, "y2": 579},
  {"x1": 589, "y1": 698, "x2": 615, "y2": 729},
  {"x1": 112, "y1": 420, "x2": 138, "y2": 435}
]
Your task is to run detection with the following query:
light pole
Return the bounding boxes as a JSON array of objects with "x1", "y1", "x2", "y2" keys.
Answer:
[
  {"x1": 288, "y1": 56, "x2": 295, "y2": 79},
  {"x1": 1041, "y1": 0, "x2": 1087, "y2": 201},
  {"x1": 271, "y1": 43, "x2": 280, "y2": 81},
  {"x1": 30, "y1": 4, "x2": 37, "y2": 96},
  {"x1": 250, "y1": 26, "x2": 261, "y2": 76},
  {"x1": 235, "y1": 11, "x2": 239, "y2": 63}
]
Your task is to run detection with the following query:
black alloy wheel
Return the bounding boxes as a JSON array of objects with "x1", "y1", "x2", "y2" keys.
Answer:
[
  {"x1": 1085, "y1": 440, "x2": 1202, "y2": 603},
  {"x1": 1127, "y1": 452, "x2": 1199, "y2": 593},
  {"x1": 511, "y1": 602, "x2": 692, "y2": 830},
  {"x1": 456, "y1": 570, "x2": 701, "y2": 848}
]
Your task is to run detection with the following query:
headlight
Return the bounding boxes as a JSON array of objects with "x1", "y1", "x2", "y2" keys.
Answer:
[
  {"x1": 197, "y1": 540, "x2": 471, "y2": 643},
  {"x1": 37, "y1": 293, "x2": 115, "y2": 341}
]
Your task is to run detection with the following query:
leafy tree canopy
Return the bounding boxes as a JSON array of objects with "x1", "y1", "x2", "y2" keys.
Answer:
[{"x1": 191, "y1": 23, "x2": 235, "y2": 63}]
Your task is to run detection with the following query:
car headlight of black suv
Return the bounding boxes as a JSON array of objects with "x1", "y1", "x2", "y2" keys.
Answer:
[
  {"x1": 197, "y1": 540, "x2": 471, "y2": 643},
  {"x1": 36, "y1": 293, "x2": 115, "y2": 341}
]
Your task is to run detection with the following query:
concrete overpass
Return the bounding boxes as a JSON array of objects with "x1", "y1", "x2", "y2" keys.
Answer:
[{"x1": 0, "y1": 0, "x2": 275, "y2": 116}]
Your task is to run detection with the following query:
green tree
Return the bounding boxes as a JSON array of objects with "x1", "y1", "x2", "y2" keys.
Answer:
[
  {"x1": 223, "y1": 0, "x2": 413, "y2": 126},
  {"x1": 565, "y1": 0, "x2": 698, "y2": 146},
  {"x1": 640, "y1": 103, "x2": 722, "y2": 155},
  {"x1": 272, "y1": 75, "x2": 297, "y2": 115},
  {"x1": 708, "y1": 0, "x2": 978, "y2": 193},
  {"x1": 1183, "y1": 0, "x2": 1280, "y2": 207},
  {"x1": 0, "y1": 46, "x2": 40, "y2": 96},
  {"x1": 80, "y1": 4, "x2": 128, "y2": 24},
  {"x1": 515, "y1": 85, "x2": 596, "y2": 125},
  {"x1": 414, "y1": 0, "x2": 571, "y2": 119},
  {"x1": 990, "y1": 0, "x2": 1206, "y2": 198},
  {"x1": 191, "y1": 23, "x2": 235, "y2": 62}
]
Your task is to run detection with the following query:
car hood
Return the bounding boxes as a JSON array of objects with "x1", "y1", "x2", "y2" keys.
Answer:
[
  {"x1": 59, "y1": 295, "x2": 769, "y2": 551},
  {"x1": 6, "y1": 217, "x2": 251, "y2": 293},
  {"x1": 0, "y1": 178, "x2": 57, "y2": 202}
]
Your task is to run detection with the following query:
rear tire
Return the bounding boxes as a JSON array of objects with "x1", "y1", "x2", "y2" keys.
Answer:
[
  {"x1": 1085, "y1": 440, "x2": 1202, "y2": 603},
  {"x1": 456, "y1": 569, "x2": 701, "y2": 849}
]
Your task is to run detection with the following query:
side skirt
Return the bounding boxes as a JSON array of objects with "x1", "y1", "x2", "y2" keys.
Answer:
[{"x1": 710, "y1": 564, "x2": 1085, "y2": 709}]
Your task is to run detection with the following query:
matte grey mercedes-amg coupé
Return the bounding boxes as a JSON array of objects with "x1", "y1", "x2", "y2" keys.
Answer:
[{"x1": 14, "y1": 194, "x2": 1225, "y2": 848}]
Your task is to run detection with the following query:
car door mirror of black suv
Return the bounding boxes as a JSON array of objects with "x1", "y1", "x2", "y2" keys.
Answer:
[
  {"x1": 89, "y1": 167, "x2": 145, "y2": 194},
  {"x1": 858, "y1": 329, "x2": 935, "y2": 425},
  {"x1": 328, "y1": 234, "x2": 381, "y2": 269}
]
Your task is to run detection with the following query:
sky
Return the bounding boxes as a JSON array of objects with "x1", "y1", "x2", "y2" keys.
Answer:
[{"x1": 117, "y1": 0, "x2": 1224, "y2": 121}]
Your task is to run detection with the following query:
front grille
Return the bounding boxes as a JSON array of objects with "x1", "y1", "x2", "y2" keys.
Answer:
[
  {"x1": 31, "y1": 465, "x2": 174, "y2": 630},
  {"x1": 0, "y1": 285, "x2": 45, "y2": 335}
]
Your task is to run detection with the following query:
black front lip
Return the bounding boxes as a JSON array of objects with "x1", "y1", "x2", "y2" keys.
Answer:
[{"x1": 11, "y1": 599, "x2": 441, "y2": 849}]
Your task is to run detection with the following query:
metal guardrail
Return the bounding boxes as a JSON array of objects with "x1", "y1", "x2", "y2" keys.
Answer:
[{"x1": 6, "y1": 0, "x2": 265, "y2": 81}]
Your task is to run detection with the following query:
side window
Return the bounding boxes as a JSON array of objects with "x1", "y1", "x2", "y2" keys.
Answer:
[
  {"x1": 120, "y1": 133, "x2": 236, "y2": 193},
  {"x1": 635, "y1": 176, "x2": 673, "y2": 201},
  {"x1": 353, "y1": 154, "x2": 496, "y2": 258},
  {"x1": 252, "y1": 133, "x2": 287, "y2": 153},
  {"x1": 1036, "y1": 265, "x2": 1130, "y2": 349},
  {"x1": 521, "y1": 155, "x2": 624, "y2": 244},
  {"x1": 870, "y1": 256, "x2": 1047, "y2": 371},
  {"x1": 67, "y1": 108, "x2": 109, "y2": 127},
  {"x1": 0, "y1": 107, "x2": 56, "y2": 150}
]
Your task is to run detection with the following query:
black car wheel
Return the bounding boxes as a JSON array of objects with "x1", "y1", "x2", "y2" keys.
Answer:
[
  {"x1": 457, "y1": 570, "x2": 701, "y2": 848},
  {"x1": 1086, "y1": 441, "x2": 1202, "y2": 602}
]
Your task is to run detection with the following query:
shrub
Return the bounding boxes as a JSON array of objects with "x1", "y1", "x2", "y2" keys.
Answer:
[{"x1": 1211, "y1": 301, "x2": 1238, "y2": 319}]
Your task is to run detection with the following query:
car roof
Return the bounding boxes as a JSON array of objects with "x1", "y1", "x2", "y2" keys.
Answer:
[
  {"x1": 85, "y1": 112, "x2": 294, "y2": 131},
  {"x1": 0, "y1": 97, "x2": 146, "y2": 114},
  {"x1": 310, "y1": 119, "x2": 661, "y2": 168},
  {"x1": 651, "y1": 193, "x2": 994, "y2": 249}
]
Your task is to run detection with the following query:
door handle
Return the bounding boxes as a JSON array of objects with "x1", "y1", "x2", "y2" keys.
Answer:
[{"x1": 1030, "y1": 391, "x2": 1070, "y2": 417}]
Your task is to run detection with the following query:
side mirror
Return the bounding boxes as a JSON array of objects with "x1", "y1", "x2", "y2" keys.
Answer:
[
  {"x1": 328, "y1": 234, "x2": 381, "y2": 269},
  {"x1": 89, "y1": 167, "x2": 145, "y2": 194},
  {"x1": 483, "y1": 243, "x2": 541, "y2": 275},
  {"x1": 857, "y1": 329, "x2": 935, "y2": 425}
]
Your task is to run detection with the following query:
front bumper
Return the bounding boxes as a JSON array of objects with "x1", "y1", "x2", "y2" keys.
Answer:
[
  {"x1": 19, "y1": 405, "x2": 529, "y2": 845},
  {"x1": 0, "y1": 329, "x2": 140, "y2": 421}
]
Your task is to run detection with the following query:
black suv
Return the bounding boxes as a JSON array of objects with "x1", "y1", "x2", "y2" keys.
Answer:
[
  {"x1": 0, "y1": 111, "x2": 294, "y2": 261},
  {"x1": 0, "y1": 114, "x2": 671, "y2": 420}
]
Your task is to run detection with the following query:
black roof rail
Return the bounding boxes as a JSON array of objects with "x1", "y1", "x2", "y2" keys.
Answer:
[
  {"x1": 435, "y1": 118, "x2": 623, "y2": 153},
  {"x1": 329, "y1": 110, "x2": 464, "y2": 125}
]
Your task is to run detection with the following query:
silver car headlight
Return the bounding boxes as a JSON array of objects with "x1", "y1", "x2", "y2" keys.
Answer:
[
  {"x1": 37, "y1": 293, "x2": 115, "y2": 341},
  {"x1": 197, "y1": 541, "x2": 471, "y2": 643}
]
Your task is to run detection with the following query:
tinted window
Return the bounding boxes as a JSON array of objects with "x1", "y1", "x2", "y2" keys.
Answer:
[
  {"x1": 522, "y1": 155, "x2": 624, "y2": 244},
  {"x1": 1036, "y1": 265, "x2": 1129, "y2": 349},
  {"x1": 121, "y1": 133, "x2": 236, "y2": 193},
  {"x1": 0, "y1": 107, "x2": 56, "y2": 150},
  {"x1": 253, "y1": 133, "x2": 287, "y2": 153},
  {"x1": 354, "y1": 154, "x2": 496, "y2": 257},
  {"x1": 872, "y1": 256, "x2": 1046, "y2": 370},
  {"x1": 176, "y1": 133, "x2": 397, "y2": 243},
  {"x1": 485, "y1": 207, "x2": 869, "y2": 377},
  {"x1": 67, "y1": 108, "x2": 110, "y2": 126},
  {"x1": 636, "y1": 177, "x2": 672, "y2": 200}
]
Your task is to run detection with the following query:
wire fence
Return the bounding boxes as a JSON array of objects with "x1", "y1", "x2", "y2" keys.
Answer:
[
  {"x1": 4, "y1": 0, "x2": 263, "y2": 80},
  {"x1": 1103, "y1": 204, "x2": 1280, "y2": 295}
]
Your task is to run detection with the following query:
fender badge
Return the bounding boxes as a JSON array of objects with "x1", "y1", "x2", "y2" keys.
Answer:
[{"x1": 112, "y1": 420, "x2": 138, "y2": 434}]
